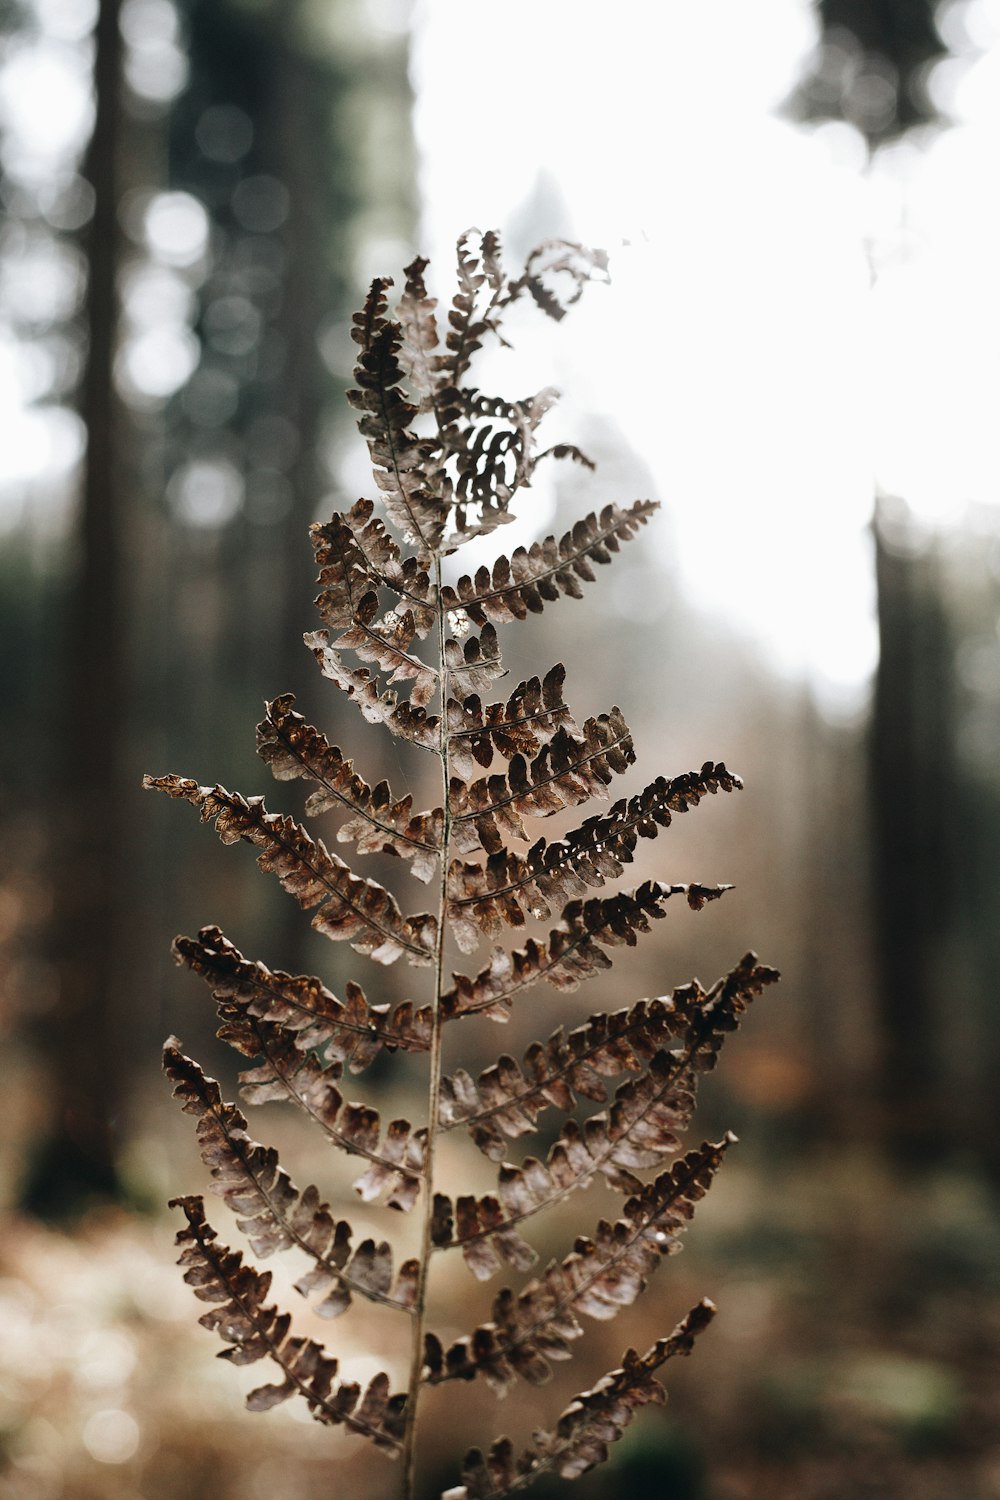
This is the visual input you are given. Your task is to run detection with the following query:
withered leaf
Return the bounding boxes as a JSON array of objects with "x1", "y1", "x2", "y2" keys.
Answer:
[
  {"x1": 442, "y1": 882, "x2": 728, "y2": 1023},
  {"x1": 164, "y1": 1055, "x2": 419, "y2": 1314},
  {"x1": 312, "y1": 499, "x2": 436, "y2": 639},
  {"x1": 447, "y1": 762, "x2": 741, "y2": 948},
  {"x1": 171, "y1": 1196, "x2": 408, "y2": 1450},
  {"x1": 144, "y1": 776, "x2": 436, "y2": 966},
  {"x1": 433, "y1": 1047, "x2": 717, "y2": 1277},
  {"x1": 173, "y1": 925, "x2": 431, "y2": 1073},
  {"x1": 257, "y1": 694, "x2": 442, "y2": 882},
  {"x1": 439, "y1": 954, "x2": 777, "y2": 1158},
  {"x1": 396, "y1": 255, "x2": 443, "y2": 410},
  {"x1": 440, "y1": 1301, "x2": 715, "y2": 1497},
  {"x1": 444, "y1": 623, "x2": 505, "y2": 702},
  {"x1": 210, "y1": 1022, "x2": 426, "y2": 1212},
  {"x1": 348, "y1": 281, "x2": 450, "y2": 551},
  {"x1": 330, "y1": 591, "x2": 437, "y2": 708},
  {"x1": 446, "y1": 664, "x2": 576, "y2": 781},
  {"x1": 449, "y1": 711, "x2": 635, "y2": 861},
  {"x1": 425, "y1": 1139, "x2": 731, "y2": 1394},
  {"x1": 306, "y1": 629, "x2": 439, "y2": 750},
  {"x1": 441, "y1": 501, "x2": 658, "y2": 629}
]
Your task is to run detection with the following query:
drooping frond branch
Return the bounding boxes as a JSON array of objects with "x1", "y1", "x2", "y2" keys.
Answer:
[
  {"x1": 312, "y1": 498, "x2": 436, "y2": 639},
  {"x1": 306, "y1": 630, "x2": 439, "y2": 749},
  {"x1": 448, "y1": 762, "x2": 742, "y2": 948},
  {"x1": 449, "y1": 712, "x2": 635, "y2": 860},
  {"x1": 443, "y1": 883, "x2": 730, "y2": 1022},
  {"x1": 424, "y1": 1139, "x2": 730, "y2": 1393},
  {"x1": 171, "y1": 1196, "x2": 408, "y2": 1450},
  {"x1": 440, "y1": 502, "x2": 658, "y2": 628},
  {"x1": 165, "y1": 1052, "x2": 417, "y2": 1315},
  {"x1": 257, "y1": 695, "x2": 443, "y2": 883},
  {"x1": 212, "y1": 1021, "x2": 427, "y2": 1211},
  {"x1": 349, "y1": 279, "x2": 450, "y2": 551},
  {"x1": 173, "y1": 926, "x2": 431, "y2": 1073},
  {"x1": 440, "y1": 1300, "x2": 715, "y2": 1498},
  {"x1": 144, "y1": 776, "x2": 436, "y2": 965},
  {"x1": 505, "y1": 238, "x2": 612, "y2": 325},
  {"x1": 438, "y1": 993, "x2": 693, "y2": 1159},
  {"x1": 432, "y1": 1043, "x2": 712, "y2": 1278},
  {"x1": 446, "y1": 665, "x2": 577, "y2": 781}
]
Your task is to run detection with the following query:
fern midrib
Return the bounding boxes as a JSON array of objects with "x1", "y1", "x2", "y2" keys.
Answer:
[
  {"x1": 424, "y1": 1140, "x2": 725, "y2": 1385},
  {"x1": 401, "y1": 552, "x2": 452, "y2": 1500}
]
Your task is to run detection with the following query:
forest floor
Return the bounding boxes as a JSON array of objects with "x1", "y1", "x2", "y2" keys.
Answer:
[{"x1": 1, "y1": 1148, "x2": 998, "y2": 1500}]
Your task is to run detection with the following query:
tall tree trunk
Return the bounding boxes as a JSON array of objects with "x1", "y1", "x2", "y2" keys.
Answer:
[
  {"x1": 24, "y1": 0, "x2": 126, "y2": 1214},
  {"x1": 869, "y1": 508, "x2": 953, "y2": 1159}
]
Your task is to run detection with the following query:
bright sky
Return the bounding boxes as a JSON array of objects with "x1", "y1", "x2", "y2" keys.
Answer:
[
  {"x1": 410, "y1": 0, "x2": 1000, "y2": 718},
  {"x1": 2, "y1": 0, "x2": 999, "y2": 720}
]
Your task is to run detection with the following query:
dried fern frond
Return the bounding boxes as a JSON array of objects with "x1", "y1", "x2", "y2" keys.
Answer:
[
  {"x1": 171, "y1": 1195, "x2": 409, "y2": 1446},
  {"x1": 144, "y1": 776, "x2": 436, "y2": 964},
  {"x1": 441, "y1": 1300, "x2": 715, "y2": 1497},
  {"x1": 424, "y1": 1139, "x2": 730, "y2": 1392},
  {"x1": 150, "y1": 233, "x2": 776, "y2": 1500},
  {"x1": 174, "y1": 926, "x2": 432, "y2": 1071},
  {"x1": 440, "y1": 501, "x2": 657, "y2": 628},
  {"x1": 257, "y1": 694, "x2": 443, "y2": 882}
]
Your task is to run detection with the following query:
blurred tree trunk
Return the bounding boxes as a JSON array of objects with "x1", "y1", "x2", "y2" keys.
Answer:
[
  {"x1": 869, "y1": 509, "x2": 955, "y2": 1159},
  {"x1": 23, "y1": 0, "x2": 127, "y2": 1214}
]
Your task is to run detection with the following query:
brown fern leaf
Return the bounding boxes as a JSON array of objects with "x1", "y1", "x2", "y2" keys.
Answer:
[
  {"x1": 329, "y1": 591, "x2": 437, "y2": 708},
  {"x1": 164, "y1": 1050, "x2": 420, "y2": 1314},
  {"x1": 232, "y1": 1023, "x2": 427, "y2": 1211},
  {"x1": 256, "y1": 695, "x2": 442, "y2": 882},
  {"x1": 312, "y1": 499, "x2": 436, "y2": 639},
  {"x1": 424, "y1": 1139, "x2": 730, "y2": 1393},
  {"x1": 440, "y1": 502, "x2": 658, "y2": 629},
  {"x1": 444, "y1": 622, "x2": 505, "y2": 702},
  {"x1": 676, "y1": 948, "x2": 782, "y2": 1072},
  {"x1": 171, "y1": 1196, "x2": 408, "y2": 1450},
  {"x1": 396, "y1": 255, "x2": 443, "y2": 410},
  {"x1": 446, "y1": 665, "x2": 577, "y2": 781},
  {"x1": 447, "y1": 389, "x2": 556, "y2": 541},
  {"x1": 433, "y1": 1044, "x2": 709, "y2": 1278},
  {"x1": 173, "y1": 926, "x2": 431, "y2": 1073},
  {"x1": 142, "y1": 776, "x2": 436, "y2": 965},
  {"x1": 441, "y1": 1300, "x2": 714, "y2": 1497},
  {"x1": 441, "y1": 229, "x2": 500, "y2": 393},
  {"x1": 349, "y1": 287, "x2": 450, "y2": 550},
  {"x1": 448, "y1": 763, "x2": 741, "y2": 947},
  {"x1": 305, "y1": 629, "x2": 439, "y2": 750},
  {"x1": 440, "y1": 955, "x2": 778, "y2": 1159},
  {"x1": 449, "y1": 711, "x2": 635, "y2": 861},
  {"x1": 442, "y1": 883, "x2": 730, "y2": 1023},
  {"x1": 506, "y1": 239, "x2": 611, "y2": 325}
]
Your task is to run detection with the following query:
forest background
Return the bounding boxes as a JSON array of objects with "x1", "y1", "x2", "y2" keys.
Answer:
[{"x1": 1, "y1": 1, "x2": 1000, "y2": 1497}]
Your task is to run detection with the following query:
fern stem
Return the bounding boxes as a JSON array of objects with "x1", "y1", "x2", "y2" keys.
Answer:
[{"x1": 401, "y1": 554, "x2": 451, "y2": 1499}]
